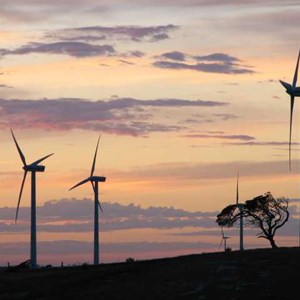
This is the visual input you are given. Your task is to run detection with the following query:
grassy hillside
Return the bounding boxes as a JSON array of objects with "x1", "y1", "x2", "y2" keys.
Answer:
[{"x1": 0, "y1": 247, "x2": 299, "y2": 299}]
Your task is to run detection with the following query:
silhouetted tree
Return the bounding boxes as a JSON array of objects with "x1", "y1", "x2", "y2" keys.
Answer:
[{"x1": 216, "y1": 192, "x2": 289, "y2": 249}]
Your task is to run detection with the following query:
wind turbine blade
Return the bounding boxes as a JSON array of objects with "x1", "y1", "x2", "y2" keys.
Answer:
[
  {"x1": 221, "y1": 226, "x2": 225, "y2": 238},
  {"x1": 98, "y1": 201, "x2": 104, "y2": 213},
  {"x1": 90, "y1": 181, "x2": 104, "y2": 213},
  {"x1": 289, "y1": 96, "x2": 295, "y2": 171},
  {"x1": 15, "y1": 171, "x2": 27, "y2": 223},
  {"x1": 279, "y1": 80, "x2": 292, "y2": 91},
  {"x1": 91, "y1": 135, "x2": 101, "y2": 177},
  {"x1": 292, "y1": 50, "x2": 300, "y2": 88},
  {"x1": 218, "y1": 238, "x2": 224, "y2": 250},
  {"x1": 236, "y1": 172, "x2": 239, "y2": 205},
  {"x1": 31, "y1": 153, "x2": 54, "y2": 166},
  {"x1": 69, "y1": 177, "x2": 90, "y2": 191},
  {"x1": 91, "y1": 180, "x2": 95, "y2": 192},
  {"x1": 10, "y1": 129, "x2": 26, "y2": 166}
]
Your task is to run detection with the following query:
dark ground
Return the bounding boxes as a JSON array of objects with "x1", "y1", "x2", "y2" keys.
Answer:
[{"x1": 0, "y1": 247, "x2": 299, "y2": 299}]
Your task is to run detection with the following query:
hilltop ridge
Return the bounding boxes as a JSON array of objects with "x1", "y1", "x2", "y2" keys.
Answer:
[{"x1": 0, "y1": 246, "x2": 299, "y2": 299}]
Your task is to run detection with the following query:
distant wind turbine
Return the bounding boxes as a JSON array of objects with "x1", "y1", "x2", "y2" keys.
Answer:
[
  {"x1": 11, "y1": 129, "x2": 53, "y2": 269},
  {"x1": 69, "y1": 135, "x2": 106, "y2": 265},
  {"x1": 236, "y1": 172, "x2": 244, "y2": 251},
  {"x1": 218, "y1": 227, "x2": 230, "y2": 252},
  {"x1": 279, "y1": 50, "x2": 300, "y2": 171}
]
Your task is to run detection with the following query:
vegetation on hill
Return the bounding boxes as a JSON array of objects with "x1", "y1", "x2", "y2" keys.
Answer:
[{"x1": 216, "y1": 192, "x2": 290, "y2": 248}]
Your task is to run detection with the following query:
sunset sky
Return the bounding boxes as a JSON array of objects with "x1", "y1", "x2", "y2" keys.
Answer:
[{"x1": 0, "y1": 0, "x2": 300, "y2": 266}]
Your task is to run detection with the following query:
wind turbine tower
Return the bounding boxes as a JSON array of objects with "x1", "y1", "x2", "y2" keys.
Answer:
[
  {"x1": 11, "y1": 129, "x2": 53, "y2": 269},
  {"x1": 69, "y1": 135, "x2": 106, "y2": 265},
  {"x1": 280, "y1": 50, "x2": 300, "y2": 249},
  {"x1": 219, "y1": 227, "x2": 230, "y2": 252},
  {"x1": 236, "y1": 172, "x2": 244, "y2": 251},
  {"x1": 279, "y1": 49, "x2": 300, "y2": 171}
]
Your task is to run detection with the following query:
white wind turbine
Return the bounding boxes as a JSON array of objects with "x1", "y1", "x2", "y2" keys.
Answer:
[
  {"x1": 69, "y1": 135, "x2": 106, "y2": 265},
  {"x1": 279, "y1": 50, "x2": 300, "y2": 171},
  {"x1": 218, "y1": 227, "x2": 230, "y2": 252},
  {"x1": 11, "y1": 129, "x2": 53, "y2": 269},
  {"x1": 236, "y1": 172, "x2": 244, "y2": 251}
]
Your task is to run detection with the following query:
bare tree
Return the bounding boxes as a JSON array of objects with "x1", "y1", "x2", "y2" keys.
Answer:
[{"x1": 216, "y1": 192, "x2": 289, "y2": 249}]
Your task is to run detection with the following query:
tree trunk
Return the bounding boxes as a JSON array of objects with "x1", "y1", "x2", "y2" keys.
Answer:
[{"x1": 269, "y1": 237, "x2": 278, "y2": 249}]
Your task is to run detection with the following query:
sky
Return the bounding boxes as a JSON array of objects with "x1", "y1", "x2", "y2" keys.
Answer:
[{"x1": 0, "y1": 0, "x2": 300, "y2": 266}]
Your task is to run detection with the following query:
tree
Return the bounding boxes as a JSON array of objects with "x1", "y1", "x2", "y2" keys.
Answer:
[{"x1": 216, "y1": 192, "x2": 289, "y2": 249}]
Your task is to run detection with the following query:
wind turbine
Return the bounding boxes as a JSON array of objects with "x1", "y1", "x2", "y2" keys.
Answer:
[
  {"x1": 279, "y1": 50, "x2": 300, "y2": 171},
  {"x1": 236, "y1": 172, "x2": 244, "y2": 251},
  {"x1": 69, "y1": 135, "x2": 106, "y2": 265},
  {"x1": 11, "y1": 129, "x2": 53, "y2": 269},
  {"x1": 218, "y1": 227, "x2": 230, "y2": 252}
]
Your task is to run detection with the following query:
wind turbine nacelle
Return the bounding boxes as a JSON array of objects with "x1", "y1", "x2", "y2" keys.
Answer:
[
  {"x1": 91, "y1": 176, "x2": 106, "y2": 182},
  {"x1": 294, "y1": 88, "x2": 300, "y2": 96},
  {"x1": 24, "y1": 165, "x2": 45, "y2": 172}
]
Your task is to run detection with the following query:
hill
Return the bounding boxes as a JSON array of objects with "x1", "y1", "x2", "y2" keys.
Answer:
[{"x1": 0, "y1": 247, "x2": 299, "y2": 299}]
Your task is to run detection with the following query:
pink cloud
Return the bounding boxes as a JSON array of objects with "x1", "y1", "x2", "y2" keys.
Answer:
[{"x1": 0, "y1": 97, "x2": 228, "y2": 136}]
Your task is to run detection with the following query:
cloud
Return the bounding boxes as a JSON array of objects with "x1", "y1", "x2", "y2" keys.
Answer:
[
  {"x1": 182, "y1": 134, "x2": 255, "y2": 141},
  {"x1": 194, "y1": 53, "x2": 240, "y2": 62},
  {"x1": 209, "y1": 7, "x2": 300, "y2": 44},
  {"x1": 118, "y1": 59, "x2": 135, "y2": 65},
  {"x1": 181, "y1": 118, "x2": 211, "y2": 124},
  {"x1": 109, "y1": 159, "x2": 300, "y2": 183},
  {"x1": 0, "y1": 196, "x2": 298, "y2": 263},
  {"x1": 120, "y1": 50, "x2": 145, "y2": 58},
  {"x1": 169, "y1": 228, "x2": 255, "y2": 237},
  {"x1": 46, "y1": 25, "x2": 178, "y2": 43},
  {"x1": 213, "y1": 113, "x2": 239, "y2": 121},
  {"x1": 182, "y1": 133, "x2": 299, "y2": 146},
  {"x1": 0, "y1": 42, "x2": 116, "y2": 58},
  {"x1": 0, "y1": 84, "x2": 12, "y2": 88},
  {"x1": 140, "y1": 0, "x2": 298, "y2": 7},
  {"x1": 153, "y1": 52, "x2": 254, "y2": 74},
  {"x1": 153, "y1": 61, "x2": 254, "y2": 74},
  {"x1": 0, "y1": 97, "x2": 228, "y2": 136},
  {"x1": 226, "y1": 82, "x2": 239, "y2": 86},
  {"x1": 1, "y1": 1, "x2": 295, "y2": 11},
  {"x1": 0, "y1": 198, "x2": 217, "y2": 233},
  {"x1": 225, "y1": 141, "x2": 300, "y2": 146},
  {"x1": 1, "y1": 1, "x2": 297, "y2": 28},
  {"x1": 235, "y1": 9, "x2": 300, "y2": 33},
  {"x1": 157, "y1": 51, "x2": 186, "y2": 61}
]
